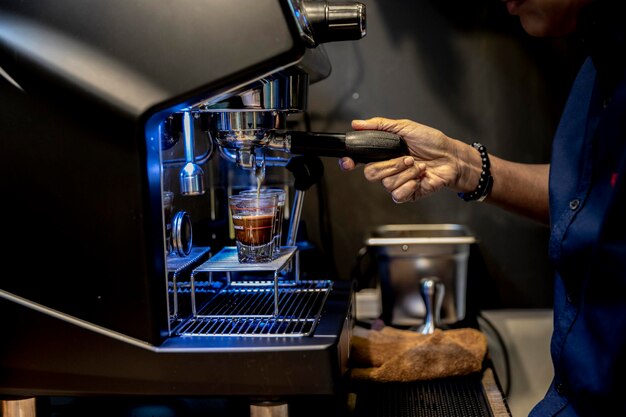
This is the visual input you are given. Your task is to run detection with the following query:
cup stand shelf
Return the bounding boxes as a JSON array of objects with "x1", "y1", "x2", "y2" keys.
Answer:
[{"x1": 190, "y1": 246, "x2": 300, "y2": 317}]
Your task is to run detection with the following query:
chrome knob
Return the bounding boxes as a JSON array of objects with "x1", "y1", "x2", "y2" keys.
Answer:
[{"x1": 303, "y1": 1, "x2": 366, "y2": 44}]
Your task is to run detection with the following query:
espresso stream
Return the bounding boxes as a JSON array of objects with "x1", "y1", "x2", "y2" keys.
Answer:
[{"x1": 255, "y1": 159, "x2": 265, "y2": 198}]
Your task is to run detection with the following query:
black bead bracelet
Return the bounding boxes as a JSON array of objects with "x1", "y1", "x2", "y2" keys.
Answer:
[{"x1": 457, "y1": 142, "x2": 493, "y2": 202}]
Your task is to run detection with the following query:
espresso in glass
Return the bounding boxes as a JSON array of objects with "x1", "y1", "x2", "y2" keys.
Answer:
[
  {"x1": 228, "y1": 194, "x2": 278, "y2": 263},
  {"x1": 240, "y1": 188, "x2": 286, "y2": 254},
  {"x1": 232, "y1": 214, "x2": 274, "y2": 246}
]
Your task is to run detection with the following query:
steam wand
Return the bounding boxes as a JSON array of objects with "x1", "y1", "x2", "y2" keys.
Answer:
[{"x1": 179, "y1": 111, "x2": 206, "y2": 195}]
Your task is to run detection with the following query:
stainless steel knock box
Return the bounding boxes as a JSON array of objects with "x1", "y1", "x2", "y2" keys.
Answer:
[{"x1": 365, "y1": 224, "x2": 476, "y2": 327}]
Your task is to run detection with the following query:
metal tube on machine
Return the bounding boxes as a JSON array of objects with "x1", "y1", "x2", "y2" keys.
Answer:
[
  {"x1": 286, "y1": 190, "x2": 305, "y2": 247},
  {"x1": 179, "y1": 112, "x2": 206, "y2": 195},
  {"x1": 1, "y1": 398, "x2": 36, "y2": 417},
  {"x1": 285, "y1": 156, "x2": 324, "y2": 248}
]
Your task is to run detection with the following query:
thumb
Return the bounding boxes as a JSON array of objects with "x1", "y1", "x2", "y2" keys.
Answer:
[
  {"x1": 352, "y1": 117, "x2": 405, "y2": 134},
  {"x1": 338, "y1": 157, "x2": 356, "y2": 171}
]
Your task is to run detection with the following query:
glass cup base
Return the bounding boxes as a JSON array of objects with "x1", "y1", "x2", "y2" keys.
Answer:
[{"x1": 236, "y1": 241, "x2": 274, "y2": 263}]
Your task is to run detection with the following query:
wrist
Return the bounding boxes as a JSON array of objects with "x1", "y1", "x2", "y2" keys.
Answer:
[
  {"x1": 457, "y1": 142, "x2": 493, "y2": 202},
  {"x1": 453, "y1": 140, "x2": 483, "y2": 192}
]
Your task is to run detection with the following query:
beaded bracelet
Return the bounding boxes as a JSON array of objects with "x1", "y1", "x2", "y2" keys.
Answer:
[{"x1": 457, "y1": 142, "x2": 493, "y2": 202}]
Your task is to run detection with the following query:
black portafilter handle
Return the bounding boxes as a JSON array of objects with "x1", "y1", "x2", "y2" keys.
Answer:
[{"x1": 288, "y1": 130, "x2": 408, "y2": 163}]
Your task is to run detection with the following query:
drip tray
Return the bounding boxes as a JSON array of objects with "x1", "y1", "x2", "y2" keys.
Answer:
[
  {"x1": 352, "y1": 370, "x2": 509, "y2": 417},
  {"x1": 175, "y1": 280, "x2": 332, "y2": 337}
]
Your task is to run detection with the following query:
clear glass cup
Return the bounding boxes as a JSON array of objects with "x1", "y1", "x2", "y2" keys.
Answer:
[
  {"x1": 228, "y1": 193, "x2": 278, "y2": 263},
  {"x1": 240, "y1": 188, "x2": 286, "y2": 254}
]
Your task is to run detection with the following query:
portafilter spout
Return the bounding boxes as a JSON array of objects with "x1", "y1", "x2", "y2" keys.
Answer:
[
  {"x1": 179, "y1": 111, "x2": 206, "y2": 195},
  {"x1": 209, "y1": 110, "x2": 290, "y2": 170}
]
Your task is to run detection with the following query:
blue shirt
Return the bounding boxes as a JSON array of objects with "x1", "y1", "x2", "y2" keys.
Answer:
[{"x1": 529, "y1": 55, "x2": 626, "y2": 416}]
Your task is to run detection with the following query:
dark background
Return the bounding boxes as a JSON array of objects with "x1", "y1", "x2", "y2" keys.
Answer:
[{"x1": 292, "y1": 0, "x2": 586, "y2": 309}]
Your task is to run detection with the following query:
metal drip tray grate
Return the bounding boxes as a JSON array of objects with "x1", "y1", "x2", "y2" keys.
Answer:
[
  {"x1": 175, "y1": 280, "x2": 332, "y2": 337},
  {"x1": 352, "y1": 375, "x2": 496, "y2": 417}
]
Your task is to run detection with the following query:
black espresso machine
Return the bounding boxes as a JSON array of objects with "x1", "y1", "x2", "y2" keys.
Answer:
[{"x1": 0, "y1": 1, "x2": 408, "y2": 416}]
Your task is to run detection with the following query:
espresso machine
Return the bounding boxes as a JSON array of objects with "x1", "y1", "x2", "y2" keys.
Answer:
[{"x1": 0, "y1": 1, "x2": 409, "y2": 416}]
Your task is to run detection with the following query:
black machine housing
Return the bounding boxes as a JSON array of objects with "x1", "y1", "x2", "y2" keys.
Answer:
[{"x1": 0, "y1": 0, "x2": 360, "y2": 399}]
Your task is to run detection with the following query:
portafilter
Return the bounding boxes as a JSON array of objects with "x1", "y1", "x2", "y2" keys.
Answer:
[{"x1": 207, "y1": 110, "x2": 409, "y2": 170}]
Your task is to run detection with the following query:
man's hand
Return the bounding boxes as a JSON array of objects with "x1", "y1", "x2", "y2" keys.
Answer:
[{"x1": 338, "y1": 117, "x2": 464, "y2": 203}]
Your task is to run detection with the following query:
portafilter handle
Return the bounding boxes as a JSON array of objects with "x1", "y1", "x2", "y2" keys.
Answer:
[
  {"x1": 417, "y1": 277, "x2": 445, "y2": 335},
  {"x1": 281, "y1": 130, "x2": 408, "y2": 163}
]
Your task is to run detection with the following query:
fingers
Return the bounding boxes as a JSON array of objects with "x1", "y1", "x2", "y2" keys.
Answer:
[
  {"x1": 381, "y1": 163, "x2": 422, "y2": 191},
  {"x1": 338, "y1": 157, "x2": 356, "y2": 171},
  {"x1": 391, "y1": 180, "x2": 420, "y2": 203},
  {"x1": 363, "y1": 156, "x2": 425, "y2": 204},
  {"x1": 363, "y1": 156, "x2": 415, "y2": 181}
]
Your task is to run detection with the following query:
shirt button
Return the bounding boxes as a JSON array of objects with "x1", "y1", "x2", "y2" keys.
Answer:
[
  {"x1": 566, "y1": 292, "x2": 574, "y2": 303},
  {"x1": 569, "y1": 199, "x2": 580, "y2": 210},
  {"x1": 556, "y1": 382, "x2": 567, "y2": 395}
]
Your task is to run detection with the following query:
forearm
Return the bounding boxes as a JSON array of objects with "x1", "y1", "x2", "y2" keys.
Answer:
[{"x1": 454, "y1": 140, "x2": 550, "y2": 224}]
